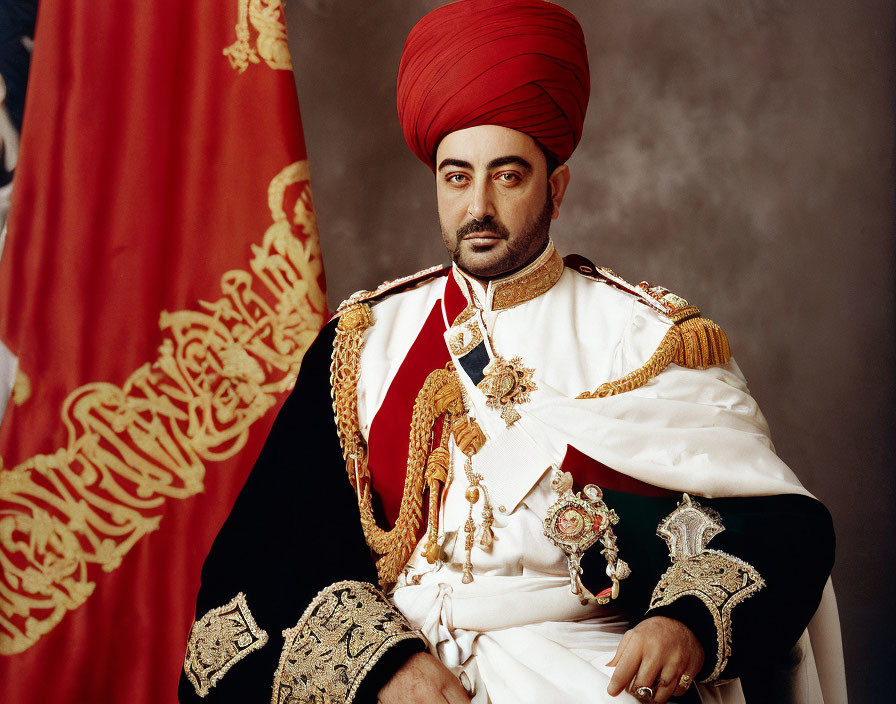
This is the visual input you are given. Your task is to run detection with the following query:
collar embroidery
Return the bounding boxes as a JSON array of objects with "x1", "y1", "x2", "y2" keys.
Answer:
[{"x1": 452, "y1": 242, "x2": 565, "y2": 312}]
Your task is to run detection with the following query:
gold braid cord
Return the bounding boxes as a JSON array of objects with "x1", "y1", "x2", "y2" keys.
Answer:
[
  {"x1": 648, "y1": 495, "x2": 764, "y2": 682},
  {"x1": 574, "y1": 265, "x2": 732, "y2": 399},
  {"x1": 577, "y1": 310, "x2": 731, "y2": 399},
  {"x1": 271, "y1": 580, "x2": 423, "y2": 704},
  {"x1": 331, "y1": 304, "x2": 465, "y2": 586},
  {"x1": 0, "y1": 161, "x2": 327, "y2": 655}
]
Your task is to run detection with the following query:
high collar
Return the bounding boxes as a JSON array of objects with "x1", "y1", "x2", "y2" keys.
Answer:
[{"x1": 451, "y1": 241, "x2": 564, "y2": 313}]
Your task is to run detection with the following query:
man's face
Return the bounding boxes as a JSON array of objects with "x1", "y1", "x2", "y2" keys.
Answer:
[{"x1": 436, "y1": 125, "x2": 561, "y2": 280}]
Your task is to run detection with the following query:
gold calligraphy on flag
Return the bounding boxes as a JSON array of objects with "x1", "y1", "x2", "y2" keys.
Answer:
[
  {"x1": 224, "y1": 0, "x2": 292, "y2": 73},
  {"x1": 0, "y1": 161, "x2": 326, "y2": 654}
]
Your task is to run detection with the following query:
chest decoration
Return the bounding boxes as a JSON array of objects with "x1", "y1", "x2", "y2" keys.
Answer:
[
  {"x1": 476, "y1": 355, "x2": 538, "y2": 429},
  {"x1": 543, "y1": 469, "x2": 630, "y2": 604},
  {"x1": 446, "y1": 305, "x2": 537, "y2": 429}
]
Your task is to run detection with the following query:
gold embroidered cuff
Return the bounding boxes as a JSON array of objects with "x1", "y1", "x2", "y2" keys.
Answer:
[
  {"x1": 184, "y1": 592, "x2": 269, "y2": 698},
  {"x1": 271, "y1": 580, "x2": 424, "y2": 704},
  {"x1": 648, "y1": 495, "x2": 764, "y2": 682}
]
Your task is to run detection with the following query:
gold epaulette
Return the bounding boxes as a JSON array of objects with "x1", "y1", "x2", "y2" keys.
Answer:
[
  {"x1": 568, "y1": 258, "x2": 731, "y2": 399},
  {"x1": 335, "y1": 264, "x2": 447, "y2": 314}
]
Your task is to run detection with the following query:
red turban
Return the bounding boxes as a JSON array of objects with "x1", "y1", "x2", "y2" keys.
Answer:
[{"x1": 397, "y1": 0, "x2": 590, "y2": 169}]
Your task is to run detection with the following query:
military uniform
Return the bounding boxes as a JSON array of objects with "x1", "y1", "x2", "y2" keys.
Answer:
[{"x1": 179, "y1": 244, "x2": 834, "y2": 703}]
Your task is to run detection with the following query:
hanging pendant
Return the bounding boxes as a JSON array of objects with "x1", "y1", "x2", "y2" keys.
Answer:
[
  {"x1": 542, "y1": 470, "x2": 628, "y2": 605},
  {"x1": 476, "y1": 355, "x2": 537, "y2": 428}
]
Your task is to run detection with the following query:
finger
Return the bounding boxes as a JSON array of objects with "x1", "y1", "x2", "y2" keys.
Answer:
[
  {"x1": 607, "y1": 638, "x2": 641, "y2": 696},
  {"x1": 671, "y1": 675, "x2": 691, "y2": 698},
  {"x1": 607, "y1": 630, "x2": 634, "y2": 667},
  {"x1": 629, "y1": 656, "x2": 662, "y2": 701},
  {"x1": 671, "y1": 660, "x2": 698, "y2": 698},
  {"x1": 652, "y1": 659, "x2": 684, "y2": 703}
]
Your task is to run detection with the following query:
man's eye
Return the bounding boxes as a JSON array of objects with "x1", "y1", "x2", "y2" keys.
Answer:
[
  {"x1": 496, "y1": 172, "x2": 520, "y2": 184},
  {"x1": 446, "y1": 173, "x2": 468, "y2": 185}
]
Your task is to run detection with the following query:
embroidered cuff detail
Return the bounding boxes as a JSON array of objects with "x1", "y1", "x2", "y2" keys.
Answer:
[
  {"x1": 648, "y1": 495, "x2": 764, "y2": 682},
  {"x1": 184, "y1": 592, "x2": 269, "y2": 698},
  {"x1": 271, "y1": 580, "x2": 424, "y2": 704}
]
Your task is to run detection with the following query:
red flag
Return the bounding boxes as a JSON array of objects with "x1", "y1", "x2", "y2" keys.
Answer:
[{"x1": 0, "y1": 2, "x2": 327, "y2": 702}]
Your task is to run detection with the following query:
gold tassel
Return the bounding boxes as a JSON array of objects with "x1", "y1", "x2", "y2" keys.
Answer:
[
  {"x1": 578, "y1": 314, "x2": 731, "y2": 399},
  {"x1": 423, "y1": 442, "x2": 450, "y2": 564},
  {"x1": 672, "y1": 316, "x2": 731, "y2": 369}
]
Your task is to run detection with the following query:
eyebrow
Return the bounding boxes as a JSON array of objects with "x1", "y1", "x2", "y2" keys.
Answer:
[{"x1": 436, "y1": 155, "x2": 533, "y2": 172}]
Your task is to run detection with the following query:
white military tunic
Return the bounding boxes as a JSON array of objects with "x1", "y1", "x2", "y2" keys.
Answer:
[{"x1": 354, "y1": 243, "x2": 836, "y2": 704}]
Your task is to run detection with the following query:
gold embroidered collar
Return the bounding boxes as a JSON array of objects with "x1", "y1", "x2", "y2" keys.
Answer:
[{"x1": 453, "y1": 242, "x2": 565, "y2": 312}]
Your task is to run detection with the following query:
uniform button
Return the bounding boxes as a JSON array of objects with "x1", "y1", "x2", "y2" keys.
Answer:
[{"x1": 499, "y1": 505, "x2": 507, "y2": 513}]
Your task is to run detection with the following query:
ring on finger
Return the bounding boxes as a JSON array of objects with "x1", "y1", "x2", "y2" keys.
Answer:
[
  {"x1": 678, "y1": 673, "x2": 692, "y2": 690},
  {"x1": 635, "y1": 685, "x2": 654, "y2": 700}
]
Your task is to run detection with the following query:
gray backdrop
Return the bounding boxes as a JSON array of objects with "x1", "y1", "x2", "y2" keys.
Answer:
[{"x1": 286, "y1": 1, "x2": 894, "y2": 700}]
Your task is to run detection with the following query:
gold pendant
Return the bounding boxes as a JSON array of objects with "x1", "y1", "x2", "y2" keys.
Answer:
[
  {"x1": 476, "y1": 355, "x2": 537, "y2": 428},
  {"x1": 543, "y1": 470, "x2": 629, "y2": 604}
]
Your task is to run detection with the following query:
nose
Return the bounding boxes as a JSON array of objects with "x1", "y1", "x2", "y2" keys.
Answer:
[{"x1": 467, "y1": 179, "x2": 495, "y2": 222}]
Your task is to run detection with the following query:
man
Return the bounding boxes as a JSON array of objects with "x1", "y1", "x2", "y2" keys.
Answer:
[{"x1": 179, "y1": 2, "x2": 838, "y2": 703}]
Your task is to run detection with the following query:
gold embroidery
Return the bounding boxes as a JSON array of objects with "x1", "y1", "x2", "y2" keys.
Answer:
[
  {"x1": 648, "y1": 495, "x2": 764, "y2": 682},
  {"x1": 224, "y1": 0, "x2": 292, "y2": 73},
  {"x1": 184, "y1": 592, "x2": 269, "y2": 698},
  {"x1": 448, "y1": 322, "x2": 483, "y2": 357},
  {"x1": 0, "y1": 161, "x2": 326, "y2": 655},
  {"x1": 491, "y1": 247, "x2": 564, "y2": 310},
  {"x1": 476, "y1": 355, "x2": 537, "y2": 428},
  {"x1": 543, "y1": 470, "x2": 629, "y2": 604},
  {"x1": 451, "y1": 305, "x2": 476, "y2": 327},
  {"x1": 271, "y1": 581, "x2": 422, "y2": 704},
  {"x1": 331, "y1": 310, "x2": 469, "y2": 585}
]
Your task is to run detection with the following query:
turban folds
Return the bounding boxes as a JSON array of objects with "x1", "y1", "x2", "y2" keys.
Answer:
[{"x1": 397, "y1": 0, "x2": 590, "y2": 168}]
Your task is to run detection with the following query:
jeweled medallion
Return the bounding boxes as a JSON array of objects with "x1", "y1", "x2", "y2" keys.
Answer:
[
  {"x1": 543, "y1": 470, "x2": 629, "y2": 604},
  {"x1": 476, "y1": 355, "x2": 537, "y2": 428}
]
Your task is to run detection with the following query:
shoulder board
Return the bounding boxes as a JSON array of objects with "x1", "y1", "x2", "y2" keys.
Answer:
[
  {"x1": 564, "y1": 254, "x2": 730, "y2": 369},
  {"x1": 335, "y1": 264, "x2": 449, "y2": 314},
  {"x1": 564, "y1": 254, "x2": 696, "y2": 322}
]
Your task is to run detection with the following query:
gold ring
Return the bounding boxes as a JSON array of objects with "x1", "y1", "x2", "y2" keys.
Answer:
[
  {"x1": 635, "y1": 686, "x2": 654, "y2": 700},
  {"x1": 678, "y1": 673, "x2": 692, "y2": 689}
]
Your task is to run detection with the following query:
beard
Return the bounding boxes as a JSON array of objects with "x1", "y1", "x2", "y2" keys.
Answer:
[{"x1": 442, "y1": 188, "x2": 554, "y2": 279}]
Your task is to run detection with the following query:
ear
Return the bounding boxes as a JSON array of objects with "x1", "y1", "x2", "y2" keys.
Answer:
[{"x1": 548, "y1": 165, "x2": 571, "y2": 220}]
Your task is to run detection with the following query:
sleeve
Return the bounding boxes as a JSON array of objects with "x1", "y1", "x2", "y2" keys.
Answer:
[
  {"x1": 579, "y1": 488, "x2": 835, "y2": 683},
  {"x1": 178, "y1": 319, "x2": 426, "y2": 704}
]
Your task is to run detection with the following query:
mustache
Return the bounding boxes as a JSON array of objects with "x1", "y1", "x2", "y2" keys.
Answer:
[{"x1": 456, "y1": 216, "x2": 511, "y2": 239}]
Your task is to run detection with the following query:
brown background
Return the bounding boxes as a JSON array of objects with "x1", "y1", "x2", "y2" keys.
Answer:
[{"x1": 286, "y1": 1, "x2": 894, "y2": 700}]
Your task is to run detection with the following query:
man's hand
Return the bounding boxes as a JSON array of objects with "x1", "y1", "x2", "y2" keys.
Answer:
[
  {"x1": 377, "y1": 652, "x2": 471, "y2": 704},
  {"x1": 607, "y1": 616, "x2": 704, "y2": 703}
]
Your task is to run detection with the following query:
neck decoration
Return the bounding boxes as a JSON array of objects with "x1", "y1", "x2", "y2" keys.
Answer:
[{"x1": 454, "y1": 242, "x2": 564, "y2": 312}]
